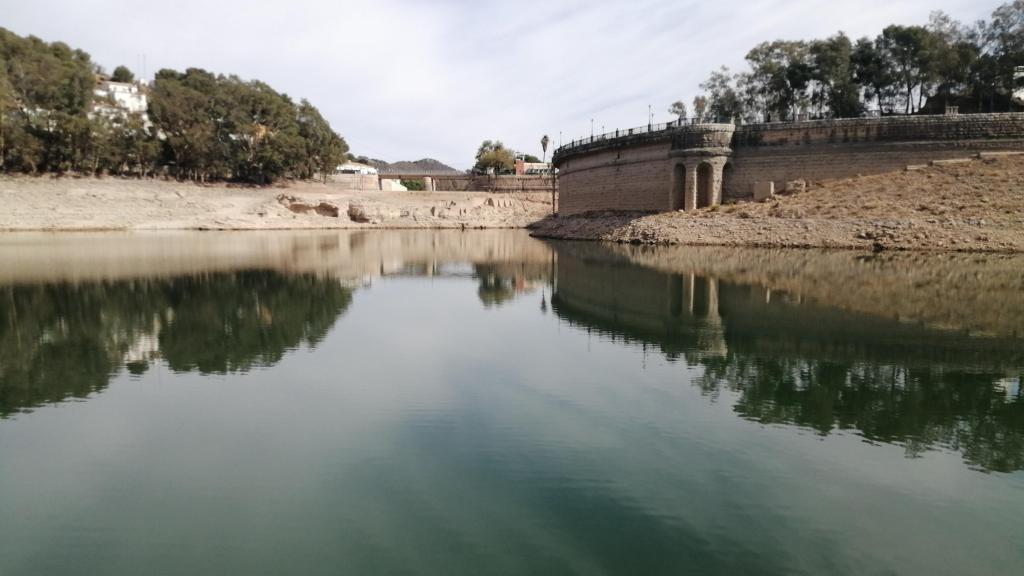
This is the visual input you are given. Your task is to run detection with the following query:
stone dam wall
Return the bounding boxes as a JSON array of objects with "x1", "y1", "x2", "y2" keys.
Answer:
[{"x1": 553, "y1": 113, "x2": 1024, "y2": 215}]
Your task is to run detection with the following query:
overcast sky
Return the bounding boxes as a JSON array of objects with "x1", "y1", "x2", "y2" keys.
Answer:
[{"x1": 2, "y1": 0, "x2": 1003, "y2": 168}]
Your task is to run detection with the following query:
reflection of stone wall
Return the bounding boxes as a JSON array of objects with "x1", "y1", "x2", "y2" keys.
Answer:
[
  {"x1": 548, "y1": 240, "x2": 1024, "y2": 472},
  {"x1": 549, "y1": 241, "x2": 1024, "y2": 368},
  {"x1": 552, "y1": 243, "x2": 726, "y2": 359},
  {"x1": 604, "y1": 244, "x2": 1024, "y2": 340}
]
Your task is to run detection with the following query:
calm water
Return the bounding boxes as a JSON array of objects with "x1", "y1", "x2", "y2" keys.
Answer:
[{"x1": 0, "y1": 230, "x2": 1022, "y2": 575}]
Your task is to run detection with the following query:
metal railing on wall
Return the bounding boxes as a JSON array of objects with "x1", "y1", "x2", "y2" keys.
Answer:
[
  {"x1": 553, "y1": 109, "x2": 980, "y2": 156},
  {"x1": 558, "y1": 118, "x2": 697, "y2": 153}
]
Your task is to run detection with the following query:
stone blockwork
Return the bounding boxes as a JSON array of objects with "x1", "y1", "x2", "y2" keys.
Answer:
[
  {"x1": 380, "y1": 174, "x2": 557, "y2": 194},
  {"x1": 554, "y1": 142, "x2": 675, "y2": 213},
  {"x1": 554, "y1": 113, "x2": 1024, "y2": 215}
]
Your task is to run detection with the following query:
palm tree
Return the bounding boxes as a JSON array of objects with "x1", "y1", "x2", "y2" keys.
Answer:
[{"x1": 541, "y1": 134, "x2": 550, "y2": 163}]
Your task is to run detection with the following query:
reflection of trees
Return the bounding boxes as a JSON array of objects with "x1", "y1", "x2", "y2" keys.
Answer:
[
  {"x1": 477, "y1": 274, "x2": 517, "y2": 308},
  {"x1": 0, "y1": 273, "x2": 352, "y2": 417},
  {"x1": 474, "y1": 263, "x2": 549, "y2": 309},
  {"x1": 698, "y1": 356, "x2": 1024, "y2": 472},
  {"x1": 160, "y1": 272, "x2": 351, "y2": 374},
  {"x1": 550, "y1": 241, "x2": 1024, "y2": 473},
  {"x1": 0, "y1": 282, "x2": 164, "y2": 417}
]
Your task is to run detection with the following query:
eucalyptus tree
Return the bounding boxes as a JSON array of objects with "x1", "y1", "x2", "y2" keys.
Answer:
[
  {"x1": 668, "y1": 100, "x2": 687, "y2": 121},
  {"x1": 699, "y1": 66, "x2": 745, "y2": 123}
]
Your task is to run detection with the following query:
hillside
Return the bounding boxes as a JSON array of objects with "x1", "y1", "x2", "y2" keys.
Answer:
[
  {"x1": 364, "y1": 158, "x2": 460, "y2": 174},
  {"x1": 533, "y1": 153, "x2": 1024, "y2": 253}
]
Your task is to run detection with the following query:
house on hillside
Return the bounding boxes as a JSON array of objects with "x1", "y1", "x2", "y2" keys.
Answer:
[
  {"x1": 1014, "y1": 67, "x2": 1024, "y2": 106},
  {"x1": 93, "y1": 77, "x2": 149, "y2": 118}
]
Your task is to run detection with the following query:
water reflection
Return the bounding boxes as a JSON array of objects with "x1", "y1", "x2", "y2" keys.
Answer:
[
  {"x1": 1, "y1": 231, "x2": 1022, "y2": 474},
  {"x1": 550, "y1": 241, "x2": 1024, "y2": 473},
  {"x1": 0, "y1": 272, "x2": 353, "y2": 416}
]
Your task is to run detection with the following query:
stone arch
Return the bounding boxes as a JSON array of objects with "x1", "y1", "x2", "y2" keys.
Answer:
[
  {"x1": 697, "y1": 162, "x2": 715, "y2": 209},
  {"x1": 670, "y1": 163, "x2": 686, "y2": 210},
  {"x1": 722, "y1": 162, "x2": 735, "y2": 201}
]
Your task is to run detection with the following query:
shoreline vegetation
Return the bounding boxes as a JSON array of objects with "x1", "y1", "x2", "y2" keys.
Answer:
[
  {"x1": 682, "y1": 3, "x2": 1023, "y2": 126},
  {"x1": 0, "y1": 28, "x2": 347, "y2": 184}
]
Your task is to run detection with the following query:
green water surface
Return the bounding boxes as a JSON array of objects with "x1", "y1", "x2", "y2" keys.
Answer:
[{"x1": 0, "y1": 230, "x2": 1021, "y2": 575}]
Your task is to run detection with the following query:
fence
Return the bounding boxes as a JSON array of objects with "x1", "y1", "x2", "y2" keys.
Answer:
[{"x1": 553, "y1": 109, "x2": 976, "y2": 157}]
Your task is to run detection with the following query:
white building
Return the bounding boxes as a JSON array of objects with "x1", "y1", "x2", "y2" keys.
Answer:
[
  {"x1": 92, "y1": 80, "x2": 149, "y2": 120},
  {"x1": 1014, "y1": 66, "x2": 1024, "y2": 106},
  {"x1": 335, "y1": 161, "x2": 379, "y2": 175}
]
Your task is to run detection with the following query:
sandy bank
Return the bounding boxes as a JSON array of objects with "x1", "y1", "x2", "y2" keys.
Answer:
[
  {"x1": 0, "y1": 176, "x2": 553, "y2": 231},
  {"x1": 533, "y1": 155, "x2": 1024, "y2": 253}
]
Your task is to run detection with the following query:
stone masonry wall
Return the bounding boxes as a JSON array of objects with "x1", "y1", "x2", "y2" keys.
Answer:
[
  {"x1": 555, "y1": 113, "x2": 1024, "y2": 212},
  {"x1": 423, "y1": 175, "x2": 557, "y2": 194},
  {"x1": 724, "y1": 114, "x2": 1024, "y2": 198},
  {"x1": 724, "y1": 139, "x2": 1024, "y2": 199},
  {"x1": 557, "y1": 142, "x2": 673, "y2": 215}
]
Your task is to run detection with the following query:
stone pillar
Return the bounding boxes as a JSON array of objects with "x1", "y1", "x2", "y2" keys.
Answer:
[
  {"x1": 683, "y1": 160, "x2": 699, "y2": 211},
  {"x1": 707, "y1": 157, "x2": 727, "y2": 207},
  {"x1": 422, "y1": 177, "x2": 434, "y2": 192}
]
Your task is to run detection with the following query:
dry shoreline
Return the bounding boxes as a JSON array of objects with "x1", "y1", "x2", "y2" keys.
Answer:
[
  {"x1": 2, "y1": 154, "x2": 1022, "y2": 254},
  {"x1": 0, "y1": 175, "x2": 553, "y2": 231},
  {"x1": 533, "y1": 154, "x2": 1024, "y2": 253}
]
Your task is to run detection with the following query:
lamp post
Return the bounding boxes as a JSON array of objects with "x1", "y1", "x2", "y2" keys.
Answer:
[
  {"x1": 590, "y1": 118, "x2": 594, "y2": 139},
  {"x1": 648, "y1": 104, "x2": 652, "y2": 129}
]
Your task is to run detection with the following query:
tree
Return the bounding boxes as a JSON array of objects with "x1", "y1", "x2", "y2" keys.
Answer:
[
  {"x1": 111, "y1": 65, "x2": 134, "y2": 83},
  {"x1": 668, "y1": 100, "x2": 687, "y2": 120},
  {"x1": 522, "y1": 154, "x2": 542, "y2": 163},
  {"x1": 540, "y1": 134, "x2": 550, "y2": 163},
  {"x1": 473, "y1": 140, "x2": 515, "y2": 174},
  {"x1": 853, "y1": 37, "x2": 898, "y2": 113},
  {"x1": 809, "y1": 33, "x2": 864, "y2": 118},
  {"x1": 296, "y1": 99, "x2": 348, "y2": 182},
  {"x1": 692, "y1": 96, "x2": 708, "y2": 122},
  {"x1": 744, "y1": 40, "x2": 814, "y2": 121},
  {"x1": 700, "y1": 66, "x2": 745, "y2": 123},
  {"x1": 877, "y1": 25, "x2": 934, "y2": 114}
]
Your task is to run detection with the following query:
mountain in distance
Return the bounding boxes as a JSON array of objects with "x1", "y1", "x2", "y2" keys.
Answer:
[{"x1": 355, "y1": 157, "x2": 461, "y2": 174}]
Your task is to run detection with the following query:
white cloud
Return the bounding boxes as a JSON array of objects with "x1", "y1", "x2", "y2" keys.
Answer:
[{"x1": 2, "y1": 0, "x2": 1000, "y2": 168}]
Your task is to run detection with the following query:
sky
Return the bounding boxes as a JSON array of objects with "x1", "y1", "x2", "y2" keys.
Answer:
[{"x1": 1, "y1": 0, "x2": 1004, "y2": 169}]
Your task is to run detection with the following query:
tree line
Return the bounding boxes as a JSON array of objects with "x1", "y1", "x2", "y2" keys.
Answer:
[
  {"x1": 472, "y1": 139, "x2": 546, "y2": 174},
  {"x1": 0, "y1": 27, "x2": 349, "y2": 183},
  {"x1": 678, "y1": 3, "x2": 1024, "y2": 124}
]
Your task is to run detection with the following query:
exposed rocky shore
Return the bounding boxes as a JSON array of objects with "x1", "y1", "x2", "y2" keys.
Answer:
[
  {"x1": 533, "y1": 154, "x2": 1024, "y2": 253},
  {"x1": 0, "y1": 177, "x2": 552, "y2": 231}
]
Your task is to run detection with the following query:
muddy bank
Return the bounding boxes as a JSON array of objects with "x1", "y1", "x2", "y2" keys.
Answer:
[
  {"x1": 533, "y1": 155, "x2": 1024, "y2": 253},
  {"x1": 0, "y1": 176, "x2": 552, "y2": 231}
]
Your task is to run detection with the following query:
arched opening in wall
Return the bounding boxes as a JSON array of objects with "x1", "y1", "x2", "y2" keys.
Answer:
[
  {"x1": 697, "y1": 162, "x2": 714, "y2": 208},
  {"x1": 671, "y1": 164, "x2": 685, "y2": 210},
  {"x1": 722, "y1": 162, "x2": 734, "y2": 201}
]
